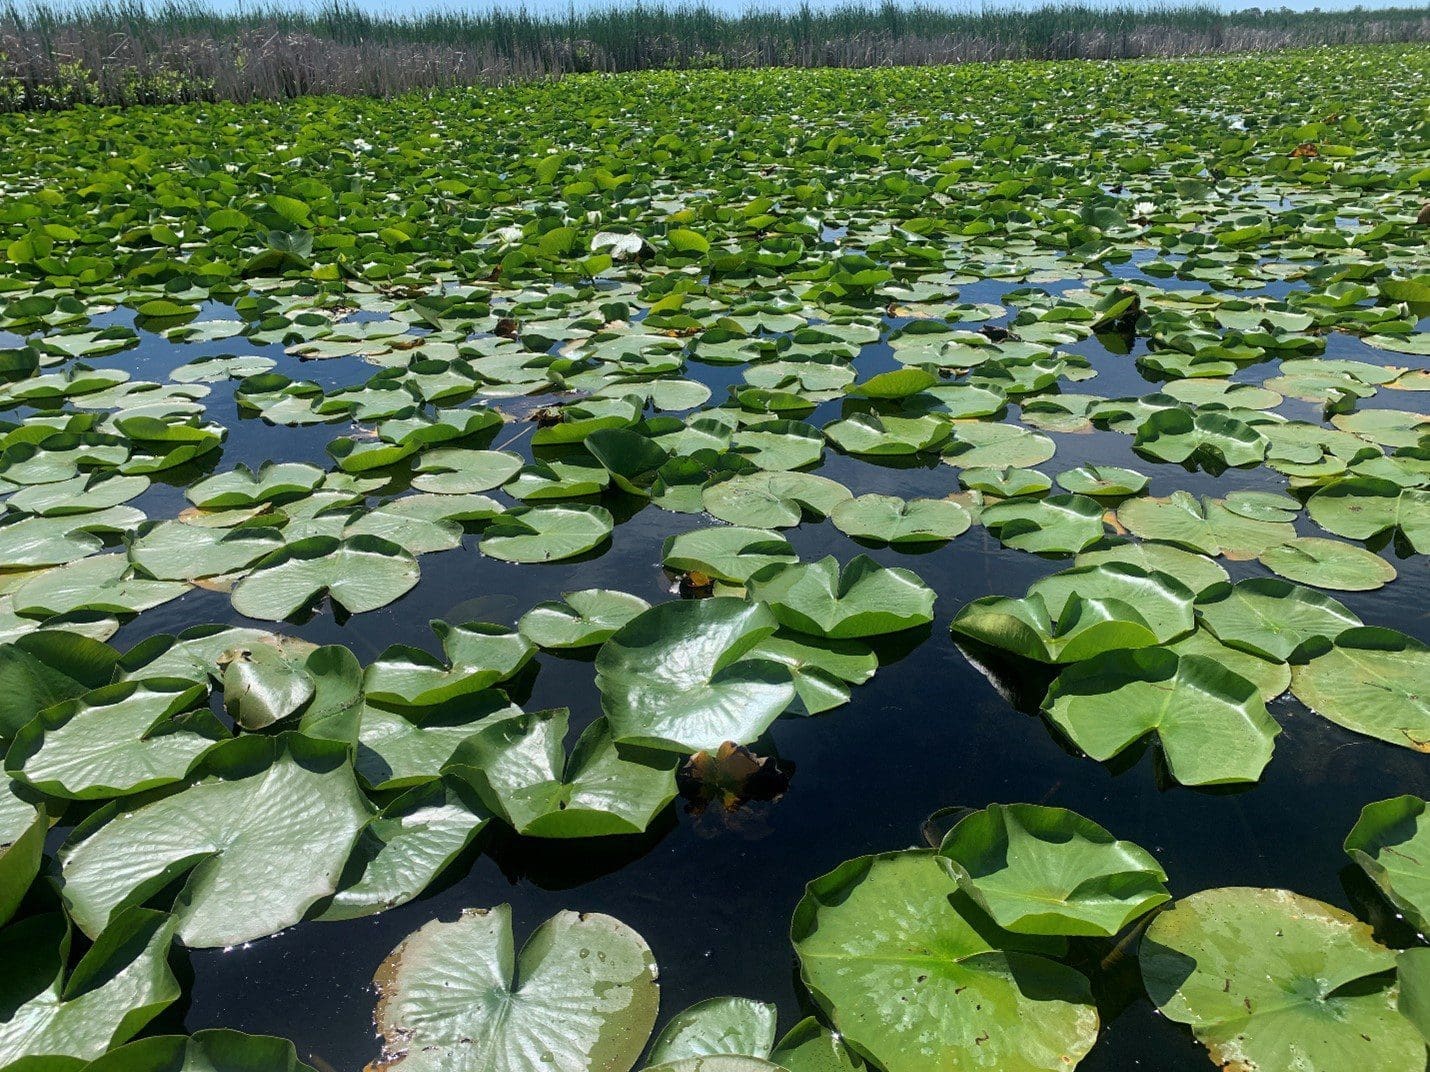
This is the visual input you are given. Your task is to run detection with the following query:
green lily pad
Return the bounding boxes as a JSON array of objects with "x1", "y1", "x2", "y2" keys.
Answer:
[
  {"x1": 769, "y1": 1017, "x2": 865, "y2": 1072},
  {"x1": 749, "y1": 633, "x2": 877, "y2": 716},
  {"x1": 831, "y1": 494, "x2": 972, "y2": 545},
  {"x1": 518, "y1": 589, "x2": 651, "y2": 649},
  {"x1": 938, "y1": 803, "x2": 1169, "y2": 936},
  {"x1": 369, "y1": 905, "x2": 659, "y2": 1072},
  {"x1": 792, "y1": 849, "x2": 1098, "y2": 1072},
  {"x1": 1306, "y1": 478, "x2": 1429, "y2": 553},
  {"x1": 129, "y1": 521, "x2": 285, "y2": 581},
  {"x1": 1141, "y1": 887, "x2": 1422, "y2": 1072},
  {"x1": 230, "y1": 536, "x2": 420, "y2": 620},
  {"x1": 1074, "y1": 541, "x2": 1228, "y2": 595},
  {"x1": 1133, "y1": 408, "x2": 1267, "y2": 469},
  {"x1": 596, "y1": 598, "x2": 794, "y2": 752},
  {"x1": 357, "y1": 691, "x2": 521, "y2": 791},
  {"x1": 943, "y1": 422, "x2": 1056, "y2": 469},
  {"x1": 364, "y1": 621, "x2": 533, "y2": 707},
  {"x1": 1055, "y1": 465, "x2": 1148, "y2": 497},
  {"x1": 747, "y1": 555, "x2": 936, "y2": 639},
  {"x1": 0, "y1": 777, "x2": 44, "y2": 926},
  {"x1": 81, "y1": 1028, "x2": 319, "y2": 1072},
  {"x1": 1290, "y1": 627, "x2": 1429, "y2": 751},
  {"x1": 1117, "y1": 492, "x2": 1296, "y2": 558},
  {"x1": 1166, "y1": 628, "x2": 1290, "y2": 702},
  {"x1": 447, "y1": 709, "x2": 676, "y2": 838},
  {"x1": 1196, "y1": 578, "x2": 1362, "y2": 662},
  {"x1": 647, "y1": 997, "x2": 777, "y2": 1065},
  {"x1": 1344, "y1": 795, "x2": 1430, "y2": 934},
  {"x1": 980, "y1": 494, "x2": 1107, "y2": 554},
  {"x1": 1259, "y1": 537, "x2": 1397, "y2": 591},
  {"x1": 1043, "y1": 648, "x2": 1279, "y2": 785},
  {"x1": 59, "y1": 734, "x2": 373, "y2": 946},
  {"x1": 5, "y1": 678, "x2": 220, "y2": 799},
  {"x1": 662, "y1": 526, "x2": 798, "y2": 584},
  {"x1": 479, "y1": 504, "x2": 614, "y2": 563},
  {"x1": 317, "y1": 776, "x2": 492, "y2": 922},
  {"x1": 703, "y1": 472, "x2": 851, "y2": 529},
  {"x1": 0, "y1": 909, "x2": 180, "y2": 1068}
]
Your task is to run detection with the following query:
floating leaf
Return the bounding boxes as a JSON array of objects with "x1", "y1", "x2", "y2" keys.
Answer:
[
  {"x1": 447, "y1": 709, "x2": 676, "y2": 837},
  {"x1": 938, "y1": 803, "x2": 1169, "y2": 936},
  {"x1": 364, "y1": 621, "x2": 533, "y2": 707},
  {"x1": 980, "y1": 494, "x2": 1106, "y2": 554},
  {"x1": 0, "y1": 909, "x2": 180, "y2": 1068},
  {"x1": 369, "y1": 905, "x2": 658, "y2": 1072},
  {"x1": 317, "y1": 776, "x2": 491, "y2": 922},
  {"x1": 59, "y1": 734, "x2": 373, "y2": 946},
  {"x1": 703, "y1": 472, "x2": 851, "y2": 529},
  {"x1": 479, "y1": 504, "x2": 614, "y2": 563},
  {"x1": 1117, "y1": 491, "x2": 1295, "y2": 557},
  {"x1": 596, "y1": 598, "x2": 794, "y2": 752},
  {"x1": 662, "y1": 526, "x2": 798, "y2": 585},
  {"x1": 830, "y1": 494, "x2": 971, "y2": 545},
  {"x1": 1043, "y1": 648, "x2": 1279, "y2": 785},
  {"x1": 518, "y1": 589, "x2": 651, "y2": 650},
  {"x1": 792, "y1": 850, "x2": 1098, "y2": 1072},
  {"x1": 1196, "y1": 578, "x2": 1362, "y2": 662},
  {"x1": 1344, "y1": 795, "x2": 1430, "y2": 934},
  {"x1": 646, "y1": 997, "x2": 777, "y2": 1065},
  {"x1": 5, "y1": 678, "x2": 220, "y2": 799},
  {"x1": 1141, "y1": 887, "x2": 1422, "y2": 1072},
  {"x1": 82, "y1": 1028, "x2": 319, "y2": 1072},
  {"x1": 1259, "y1": 537, "x2": 1397, "y2": 591},
  {"x1": 1291, "y1": 627, "x2": 1430, "y2": 751},
  {"x1": 747, "y1": 555, "x2": 935, "y2": 639},
  {"x1": 231, "y1": 536, "x2": 420, "y2": 620}
]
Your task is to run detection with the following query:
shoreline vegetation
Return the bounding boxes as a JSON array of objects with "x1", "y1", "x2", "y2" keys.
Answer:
[{"x1": 1, "y1": 0, "x2": 1427, "y2": 109}]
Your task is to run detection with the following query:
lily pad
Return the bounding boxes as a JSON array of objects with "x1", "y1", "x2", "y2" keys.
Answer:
[
  {"x1": 364, "y1": 621, "x2": 533, "y2": 707},
  {"x1": 938, "y1": 803, "x2": 1169, "y2": 936},
  {"x1": 830, "y1": 494, "x2": 972, "y2": 545},
  {"x1": 447, "y1": 709, "x2": 676, "y2": 837},
  {"x1": 1117, "y1": 492, "x2": 1295, "y2": 558},
  {"x1": 1196, "y1": 578, "x2": 1362, "y2": 662},
  {"x1": 5, "y1": 678, "x2": 221, "y2": 799},
  {"x1": 662, "y1": 527, "x2": 798, "y2": 585},
  {"x1": 230, "y1": 536, "x2": 420, "y2": 621},
  {"x1": 369, "y1": 905, "x2": 659, "y2": 1072},
  {"x1": 1258, "y1": 537, "x2": 1397, "y2": 591},
  {"x1": 980, "y1": 494, "x2": 1106, "y2": 554},
  {"x1": 1043, "y1": 648, "x2": 1279, "y2": 785},
  {"x1": 479, "y1": 504, "x2": 614, "y2": 563},
  {"x1": 59, "y1": 733, "x2": 373, "y2": 946},
  {"x1": 1343, "y1": 795, "x2": 1430, "y2": 934},
  {"x1": 596, "y1": 598, "x2": 794, "y2": 752},
  {"x1": 81, "y1": 1028, "x2": 319, "y2": 1072},
  {"x1": 646, "y1": 997, "x2": 777, "y2": 1065},
  {"x1": 747, "y1": 555, "x2": 936, "y2": 639},
  {"x1": 792, "y1": 849, "x2": 1099, "y2": 1072},
  {"x1": 0, "y1": 909, "x2": 180, "y2": 1068},
  {"x1": 1141, "y1": 887, "x2": 1422, "y2": 1072},
  {"x1": 1290, "y1": 627, "x2": 1430, "y2": 751},
  {"x1": 518, "y1": 589, "x2": 651, "y2": 649}
]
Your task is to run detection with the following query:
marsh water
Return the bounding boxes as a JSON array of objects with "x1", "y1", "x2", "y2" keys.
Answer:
[{"x1": 17, "y1": 265, "x2": 1427, "y2": 1072}]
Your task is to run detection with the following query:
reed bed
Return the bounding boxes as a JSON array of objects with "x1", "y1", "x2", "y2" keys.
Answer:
[{"x1": 2, "y1": 0, "x2": 1427, "y2": 109}]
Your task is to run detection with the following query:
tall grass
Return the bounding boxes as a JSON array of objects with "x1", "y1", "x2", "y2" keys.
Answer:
[{"x1": 2, "y1": 0, "x2": 1426, "y2": 109}]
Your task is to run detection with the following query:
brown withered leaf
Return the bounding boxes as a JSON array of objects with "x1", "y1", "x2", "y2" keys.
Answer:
[
  {"x1": 1417, "y1": 201, "x2": 1430, "y2": 226},
  {"x1": 1290, "y1": 142, "x2": 1319, "y2": 158},
  {"x1": 678, "y1": 742, "x2": 792, "y2": 814}
]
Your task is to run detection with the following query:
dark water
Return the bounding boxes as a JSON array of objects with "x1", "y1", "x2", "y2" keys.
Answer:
[{"x1": 28, "y1": 269, "x2": 1427, "y2": 1072}]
